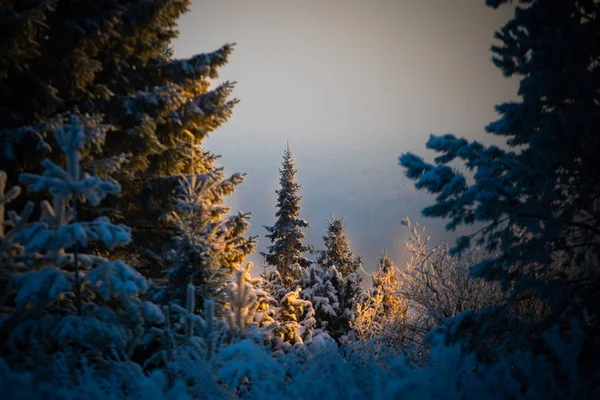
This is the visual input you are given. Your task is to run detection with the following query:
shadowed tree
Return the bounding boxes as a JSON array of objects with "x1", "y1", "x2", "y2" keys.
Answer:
[
  {"x1": 0, "y1": 115, "x2": 164, "y2": 368},
  {"x1": 0, "y1": 0, "x2": 244, "y2": 277},
  {"x1": 400, "y1": 0, "x2": 600, "y2": 332},
  {"x1": 400, "y1": 0, "x2": 600, "y2": 381}
]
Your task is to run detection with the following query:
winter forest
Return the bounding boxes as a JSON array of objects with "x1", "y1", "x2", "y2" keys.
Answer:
[{"x1": 1, "y1": 0, "x2": 599, "y2": 399}]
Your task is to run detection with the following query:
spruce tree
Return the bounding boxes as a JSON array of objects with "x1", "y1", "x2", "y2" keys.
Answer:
[
  {"x1": 304, "y1": 217, "x2": 367, "y2": 342},
  {"x1": 399, "y1": 0, "x2": 600, "y2": 334},
  {"x1": 0, "y1": 0, "x2": 244, "y2": 277},
  {"x1": 299, "y1": 265, "x2": 341, "y2": 334},
  {"x1": 0, "y1": 115, "x2": 163, "y2": 368},
  {"x1": 300, "y1": 263, "x2": 365, "y2": 342},
  {"x1": 145, "y1": 285, "x2": 226, "y2": 369},
  {"x1": 1, "y1": 0, "x2": 199, "y2": 171},
  {"x1": 262, "y1": 144, "x2": 311, "y2": 286},
  {"x1": 159, "y1": 171, "x2": 256, "y2": 313},
  {"x1": 317, "y1": 216, "x2": 363, "y2": 278},
  {"x1": 271, "y1": 287, "x2": 316, "y2": 353}
]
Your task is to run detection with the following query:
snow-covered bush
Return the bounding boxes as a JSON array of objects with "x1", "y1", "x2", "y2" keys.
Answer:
[
  {"x1": 2, "y1": 311, "x2": 595, "y2": 399},
  {"x1": 389, "y1": 316, "x2": 595, "y2": 400},
  {"x1": 399, "y1": 218, "x2": 501, "y2": 333}
]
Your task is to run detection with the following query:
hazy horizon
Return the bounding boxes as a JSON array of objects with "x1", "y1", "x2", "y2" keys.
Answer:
[{"x1": 172, "y1": 0, "x2": 519, "y2": 275}]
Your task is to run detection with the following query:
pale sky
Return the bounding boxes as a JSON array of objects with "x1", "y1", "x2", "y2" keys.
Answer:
[{"x1": 172, "y1": 0, "x2": 518, "y2": 275}]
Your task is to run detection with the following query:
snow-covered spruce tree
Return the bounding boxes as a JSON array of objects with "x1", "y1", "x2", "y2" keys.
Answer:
[
  {"x1": 159, "y1": 171, "x2": 255, "y2": 314},
  {"x1": 0, "y1": 115, "x2": 163, "y2": 369},
  {"x1": 259, "y1": 261, "x2": 276, "y2": 299},
  {"x1": 399, "y1": 0, "x2": 600, "y2": 334},
  {"x1": 312, "y1": 216, "x2": 366, "y2": 341},
  {"x1": 337, "y1": 269, "x2": 367, "y2": 341},
  {"x1": 317, "y1": 216, "x2": 363, "y2": 278},
  {"x1": 300, "y1": 264, "x2": 365, "y2": 342},
  {"x1": 261, "y1": 144, "x2": 311, "y2": 287},
  {"x1": 299, "y1": 264, "x2": 341, "y2": 339},
  {"x1": 260, "y1": 266, "x2": 289, "y2": 304},
  {"x1": 0, "y1": 1, "x2": 244, "y2": 278},
  {"x1": 230, "y1": 262, "x2": 314, "y2": 353},
  {"x1": 271, "y1": 287, "x2": 316, "y2": 354},
  {"x1": 399, "y1": 0, "x2": 600, "y2": 393},
  {"x1": 269, "y1": 265, "x2": 319, "y2": 352}
]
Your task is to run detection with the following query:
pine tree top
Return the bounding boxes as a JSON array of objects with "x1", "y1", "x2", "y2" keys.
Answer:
[
  {"x1": 317, "y1": 215, "x2": 363, "y2": 278},
  {"x1": 374, "y1": 250, "x2": 394, "y2": 277}
]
